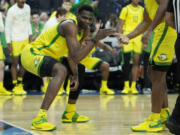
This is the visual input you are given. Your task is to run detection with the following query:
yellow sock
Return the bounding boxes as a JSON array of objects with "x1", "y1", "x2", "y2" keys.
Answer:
[
  {"x1": 150, "y1": 112, "x2": 161, "y2": 120},
  {"x1": 101, "y1": 80, "x2": 107, "y2": 88},
  {"x1": 13, "y1": 80, "x2": 17, "y2": 85},
  {"x1": 18, "y1": 77, "x2": 23, "y2": 82},
  {"x1": 0, "y1": 81, "x2": 3, "y2": 87},
  {"x1": 131, "y1": 81, "x2": 136, "y2": 88},
  {"x1": 38, "y1": 109, "x2": 47, "y2": 118},
  {"x1": 65, "y1": 104, "x2": 76, "y2": 112}
]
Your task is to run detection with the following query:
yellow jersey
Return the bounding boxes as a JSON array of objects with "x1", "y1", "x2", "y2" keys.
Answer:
[
  {"x1": 30, "y1": 21, "x2": 83, "y2": 61},
  {"x1": 119, "y1": 4, "x2": 144, "y2": 34},
  {"x1": 144, "y1": 0, "x2": 159, "y2": 21}
]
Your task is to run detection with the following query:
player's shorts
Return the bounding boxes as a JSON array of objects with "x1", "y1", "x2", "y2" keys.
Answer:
[
  {"x1": 11, "y1": 39, "x2": 29, "y2": 57},
  {"x1": 149, "y1": 23, "x2": 177, "y2": 71},
  {"x1": 21, "y1": 46, "x2": 58, "y2": 77},
  {"x1": 21, "y1": 46, "x2": 74, "y2": 77},
  {"x1": 80, "y1": 56, "x2": 102, "y2": 70},
  {"x1": 0, "y1": 45, "x2": 5, "y2": 61},
  {"x1": 123, "y1": 35, "x2": 142, "y2": 54}
]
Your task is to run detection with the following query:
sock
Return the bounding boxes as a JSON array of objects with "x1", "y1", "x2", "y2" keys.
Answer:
[
  {"x1": 150, "y1": 112, "x2": 161, "y2": 121},
  {"x1": 101, "y1": 80, "x2": 107, "y2": 88},
  {"x1": 13, "y1": 80, "x2": 17, "y2": 85},
  {"x1": 38, "y1": 109, "x2": 47, "y2": 118},
  {"x1": 160, "y1": 108, "x2": 170, "y2": 118},
  {"x1": 17, "y1": 77, "x2": 23, "y2": 83},
  {"x1": 131, "y1": 81, "x2": 136, "y2": 88},
  {"x1": 0, "y1": 81, "x2": 3, "y2": 87},
  {"x1": 124, "y1": 81, "x2": 129, "y2": 88},
  {"x1": 65, "y1": 104, "x2": 76, "y2": 112}
]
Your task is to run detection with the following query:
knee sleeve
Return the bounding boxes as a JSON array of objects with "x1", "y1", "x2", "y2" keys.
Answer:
[{"x1": 69, "y1": 64, "x2": 85, "y2": 100}]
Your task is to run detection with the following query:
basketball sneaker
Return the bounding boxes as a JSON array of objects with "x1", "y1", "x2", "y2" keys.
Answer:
[
  {"x1": 131, "y1": 114, "x2": 163, "y2": 132},
  {"x1": 62, "y1": 111, "x2": 89, "y2": 123},
  {"x1": 160, "y1": 108, "x2": 170, "y2": 129},
  {"x1": 129, "y1": 87, "x2": 138, "y2": 94},
  {"x1": 0, "y1": 86, "x2": 12, "y2": 95},
  {"x1": 100, "y1": 86, "x2": 115, "y2": 95},
  {"x1": 13, "y1": 83, "x2": 27, "y2": 95},
  {"x1": 31, "y1": 116, "x2": 56, "y2": 131}
]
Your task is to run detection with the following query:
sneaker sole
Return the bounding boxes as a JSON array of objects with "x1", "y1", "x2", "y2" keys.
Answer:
[
  {"x1": 31, "y1": 126, "x2": 56, "y2": 131},
  {"x1": 62, "y1": 120, "x2": 89, "y2": 123}
]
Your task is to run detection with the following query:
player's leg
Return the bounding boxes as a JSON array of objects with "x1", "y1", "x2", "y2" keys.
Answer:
[
  {"x1": 130, "y1": 53, "x2": 140, "y2": 94},
  {"x1": 0, "y1": 46, "x2": 11, "y2": 95},
  {"x1": 99, "y1": 61, "x2": 115, "y2": 95},
  {"x1": 32, "y1": 57, "x2": 67, "y2": 131},
  {"x1": 130, "y1": 38, "x2": 142, "y2": 94},
  {"x1": 121, "y1": 53, "x2": 131, "y2": 94},
  {"x1": 62, "y1": 63, "x2": 89, "y2": 123}
]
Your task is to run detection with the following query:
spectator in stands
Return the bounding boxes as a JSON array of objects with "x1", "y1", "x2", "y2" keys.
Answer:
[
  {"x1": 105, "y1": 14, "x2": 119, "y2": 31},
  {"x1": 118, "y1": 0, "x2": 144, "y2": 94},
  {"x1": 43, "y1": 7, "x2": 67, "y2": 31},
  {"x1": 50, "y1": 0, "x2": 76, "y2": 22},
  {"x1": 70, "y1": 0, "x2": 99, "y2": 16},
  {"x1": 40, "y1": 12, "x2": 49, "y2": 24},
  {"x1": 0, "y1": 11, "x2": 11, "y2": 95},
  {"x1": 31, "y1": 11, "x2": 44, "y2": 41},
  {"x1": 5, "y1": 0, "x2": 32, "y2": 95}
]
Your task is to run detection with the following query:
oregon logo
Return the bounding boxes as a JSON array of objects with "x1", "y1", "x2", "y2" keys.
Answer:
[
  {"x1": 34, "y1": 58, "x2": 40, "y2": 67},
  {"x1": 158, "y1": 54, "x2": 168, "y2": 61}
]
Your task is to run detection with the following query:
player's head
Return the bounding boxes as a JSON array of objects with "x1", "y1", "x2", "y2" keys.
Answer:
[
  {"x1": 62, "y1": 0, "x2": 72, "y2": 12},
  {"x1": 17, "y1": 0, "x2": 26, "y2": 8},
  {"x1": 131, "y1": 0, "x2": 139, "y2": 6},
  {"x1": 77, "y1": 5, "x2": 94, "y2": 29},
  {"x1": 56, "y1": 7, "x2": 67, "y2": 22},
  {"x1": 31, "y1": 11, "x2": 40, "y2": 25}
]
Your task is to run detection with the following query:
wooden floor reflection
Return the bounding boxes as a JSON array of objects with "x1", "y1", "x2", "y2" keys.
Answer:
[{"x1": 0, "y1": 94, "x2": 178, "y2": 135}]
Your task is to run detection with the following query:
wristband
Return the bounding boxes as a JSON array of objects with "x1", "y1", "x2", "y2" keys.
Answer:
[{"x1": 91, "y1": 38, "x2": 97, "y2": 44}]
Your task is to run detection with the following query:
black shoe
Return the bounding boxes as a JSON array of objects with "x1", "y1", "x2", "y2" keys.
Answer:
[{"x1": 166, "y1": 117, "x2": 180, "y2": 135}]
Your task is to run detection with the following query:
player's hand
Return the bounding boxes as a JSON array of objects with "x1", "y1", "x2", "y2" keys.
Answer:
[
  {"x1": 111, "y1": 48, "x2": 117, "y2": 54},
  {"x1": 116, "y1": 34, "x2": 129, "y2": 44},
  {"x1": 94, "y1": 29, "x2": 116, "y2": 41},
  {"x1": 70, "y1": 75, "x2": 79, "y2": 91},
  {"x1": 8, "y1": 43, "x2": 12, "y2": 54},
  {"x1": 142, "y1": 30, "x2": 152, "y2": 47}
]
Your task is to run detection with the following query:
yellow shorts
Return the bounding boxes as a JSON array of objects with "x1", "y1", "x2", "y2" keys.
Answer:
[
  {"x1": 11, "y1": 39, "x2": 29, "y2": 57},
  {"x1": 0, "y1": 45, "x2": 5, "y2": 61},
  {"x1": 149, "y1": 23, "x2": 177, "y2": 66},
  {"x1": 21, "y1": 46, "x2": 45, "y2": 76},
  {"x1": 123, "y1": 35, "x2": 142, "y2": 54},
  {"x1": 80, "y1": 56, "x2": 102, "y2": 70}
]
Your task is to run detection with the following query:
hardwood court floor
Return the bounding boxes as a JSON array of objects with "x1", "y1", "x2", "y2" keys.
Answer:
[{"x1": 0, "y1": 94, "x2": 178, "y2": 135}]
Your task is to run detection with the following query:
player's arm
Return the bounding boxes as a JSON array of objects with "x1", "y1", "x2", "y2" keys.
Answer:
[
  {"x1": 147, "y1": 0, "x2": 169, "y2": 31},
  {"x1": 165, "y1": 0, "x2": 175, "y2": 29},
  {"x1": 127, "y1": 9, "x2": 151, "y2": 39},
  {"x1": 118, "y1": 19, "x2": 124, "y2": 34},
  {"x1": 62, "y1": 22, "x2": 115, "y2": 63},
  {"x1": 165, "y1": 12, "x2": 175, "y2": 28}
]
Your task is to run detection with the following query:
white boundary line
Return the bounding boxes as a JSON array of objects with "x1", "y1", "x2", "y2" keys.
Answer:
[{"x1": 0, "y1": 120, "x2": 39, "y2": 135}]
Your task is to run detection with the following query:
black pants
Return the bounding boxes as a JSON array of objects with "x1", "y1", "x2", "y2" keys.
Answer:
[
  {"x1": 171, "y1": 34, "x2": 180, "y2": 123},
  {"x1": 122, "y1": 53, "x2": 131, "y2": 81}
]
